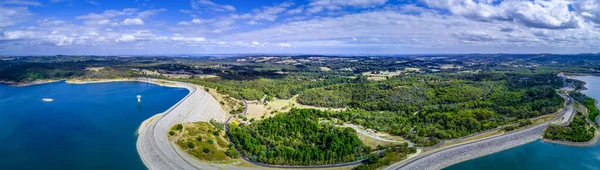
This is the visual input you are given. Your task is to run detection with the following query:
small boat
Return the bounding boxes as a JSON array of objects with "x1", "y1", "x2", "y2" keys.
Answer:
[{"x1": 42, "y1": 98, "x2": 54, "y2": 102}]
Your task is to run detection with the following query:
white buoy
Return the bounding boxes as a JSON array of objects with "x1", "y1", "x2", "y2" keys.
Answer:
[{"x1": 137, "y1": 95, "x2": 141, "y2": 103}]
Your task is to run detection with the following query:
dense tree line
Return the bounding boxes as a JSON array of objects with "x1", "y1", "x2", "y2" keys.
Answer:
[
  {"x1": 0, "y1": 57, "x2": 146, "y2": 83},
  {"x1": 187, "y1": 75, "x2": 357, "y2": 100},
  {"x1": 229, "y1": 109, "x2": 370, "y2": 165},
  {"x1": 0, "y1": 62, "x2": 86, "y2": 82}
]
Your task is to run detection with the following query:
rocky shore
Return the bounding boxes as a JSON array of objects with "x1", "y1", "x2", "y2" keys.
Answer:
[{"x1": 387, "y1": 123, "x2": 548, "y2": 170}]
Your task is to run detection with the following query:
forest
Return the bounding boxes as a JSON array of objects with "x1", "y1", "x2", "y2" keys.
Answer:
[
  {"x1": 228, "y1": 109, "x2": 370, "y2": 165},
  {"x1": 306, "y1": 72, "x2": 564, "y2": 145}
]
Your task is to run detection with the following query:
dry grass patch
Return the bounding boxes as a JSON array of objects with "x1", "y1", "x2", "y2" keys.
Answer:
[
  {"x1": 404, "y1": 67, "x2": 421, "y2": 72},
  {"x1": 319, "y1": 67, "x2": 332, "y2": 71},
  {"x1": 355, "y1": 131, "x2": 399, "y2": 149},
  {"x1": 361, "y1": 70, "x2": 404, "y2": 81},
  {"x1": 85, "y1": 67, "x2": 104, "y2": 71},
  {"x1": 244, "y1": 95, "x2": 345, "y2": 121}
]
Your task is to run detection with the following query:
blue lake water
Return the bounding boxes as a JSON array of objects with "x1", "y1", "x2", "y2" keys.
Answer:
[
  {"x1": 0, "y1": 81, "x2": 187, "y2": 170},
  {"x1": 445, "y1": 76, "x2": 600, "y2": 170}
]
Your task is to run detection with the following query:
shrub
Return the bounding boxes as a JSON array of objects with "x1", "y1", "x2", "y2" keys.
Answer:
[
  {"x1": 225, "y1": 146, "x2": 240, "y2": 158},
  {"x1": 169, "y1": 131, "x2": 175, "y2": 136},
  {"x1": 208, "y1": 139, "x2": 214, "y2": 144},
  {"x1": 196, "y1": 136, "x2": 202, "y2": 142},
  {"x1": 203, "y1": 148, "x2": 210, "y2": 153},
  {"x1": 187, "y1": 142, "x2": 195, "y2": 149},
  {"x1": 504, "y1": 126, "x2": 517, "y2": 131},
  {"x1": 176, "y1": 124, "x2": 183, "y2": 130}
]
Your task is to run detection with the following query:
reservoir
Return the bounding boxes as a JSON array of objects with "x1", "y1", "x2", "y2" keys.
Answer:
[
  {"x1": 445, "y1": 76, "x2": 600, "y2": 170},
  {"x1": 0, "y1": 81, "x2": 187, "y2": 170}
]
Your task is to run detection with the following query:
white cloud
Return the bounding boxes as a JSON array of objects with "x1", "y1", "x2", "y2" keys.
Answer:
[
  {"x1": 308, "y1": 0, "x2": 387, "y2": 13},
  {"x1": 287, "y1": 7, "x2": 304, "y2": 15},
  {"x1": 137, "y1": 9, "x2": 166, "y2": 19},
  {"x1": 0, "y1": 30, "x2": 36, "y2": 40},
  {"x1": 177, "y1": 18, "x2": 212, "y2": 25},
  {"x1": 4, "y1": 0, "x2": 600, "y2": 54},
  {"x1": 0, "y1": 6, "x2": 32, "y2": 27},
  {"x1": 37, "y1": 18, "x2": 66, "y2": 26},
  {"x1": 1, "y1": 0, "x2": 42, "y2": 6},
  {"x1": 50, "y1": 0, "x2": 69, "y2": 3},
  {"x1": 86, "y1": 0, "x2": 98, "y2": 5},
  {"x1": 191, "y1": 0, "x2": 236, "y2": 12},
  {"x1": 422, "y1": 0, "x2": 580, "y2": 29},
  {"x1": 96, "y1": 19, "x2": 111, "y2": 25},
  {"x1": 171, "y1": 36, "x2": 206, "y2": 42},
  {"x1": 76, "y1": 9, "x2": 164, "y2": 27},
  {"x1": 277, "y1": 43, "x2": 292, "y2": 47},
  {"x1": 177, "y1": 21, "x2": 191, "y2": 26},
  {"x1": 116, "y1": 34, "x2": 136, "y2": 42},
  {"x1": 249, "y1": 2, "x2": 294, "y2": 21},
  {"x1": 180, "y1": 9, "x2": 193, "y2": 14},
  {"x1": 76, "y1": 8, "x2": 138, "y2": 20},
  {"x1": 573, "y1": 0, "x2": 600, "y2": 24},
  {"x1": 122, "y1": 18, "x2": 144, "y2": 25},
  {"x1": 56, "y1": 36, "x2": 74, "y2": 46}
]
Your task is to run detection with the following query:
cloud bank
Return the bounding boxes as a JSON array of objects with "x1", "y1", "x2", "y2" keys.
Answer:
[{"x1": 1, "y1": 0, "x2": 600, "y2": 55}]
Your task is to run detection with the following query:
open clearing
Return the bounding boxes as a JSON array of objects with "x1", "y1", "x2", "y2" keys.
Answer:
[
  {"x1": 245, "y1": 95, "x2": 345, "y2": 120},
  {"x1": 140, "y1": 69, "x2": 218, "y2": 79},
  {"x1": 362, "y1": 70, "x2": 404, "y2": 81},
  {"x1": 404, "y1": 67, "x2": 421, "y2": 72},
  {"x1": 320, "y1": 67, "x2": 332, "y2": 71}
]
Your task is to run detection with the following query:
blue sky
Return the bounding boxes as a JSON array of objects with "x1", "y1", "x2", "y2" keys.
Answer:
[{"x1": 1, "y1": 0, "x2": 600, "y2": 55}]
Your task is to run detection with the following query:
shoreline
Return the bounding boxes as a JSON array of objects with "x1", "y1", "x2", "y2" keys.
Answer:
[
  {"x1": 9, "y1": 79, "x2": 63, "y2": 87},
  {"x1": 1, "y1": 78, "x2": 186, "y2": 89},
  {"x1": 386, "y1": 123, "x2": 549, "y2": 170},
  {"x1": 541, "y1": 132, "x2": 599, "y2": 147},
  {"x1": 137, "y1": 114, "x2": 162, "y2": 136},
  {"x1": 4, "y1": 78, "x2": 237, "y2": 169}
]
